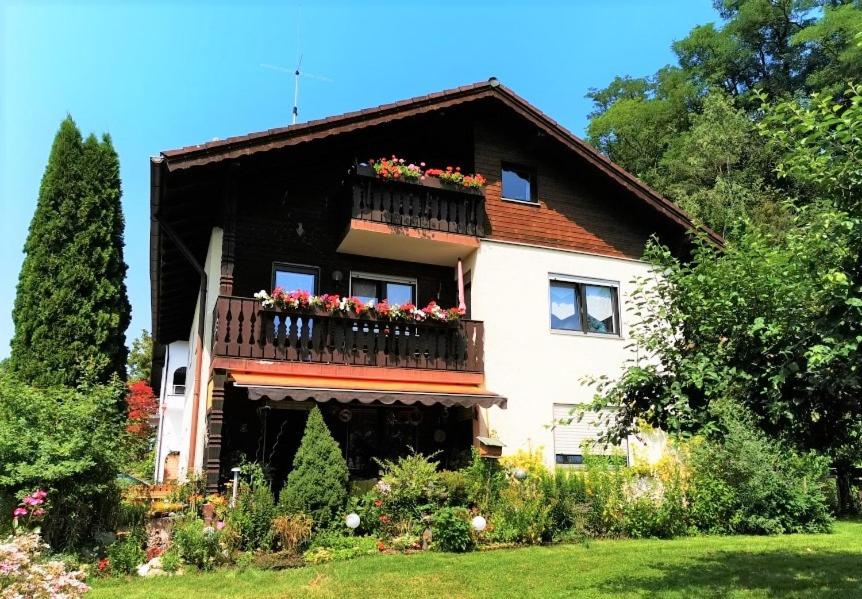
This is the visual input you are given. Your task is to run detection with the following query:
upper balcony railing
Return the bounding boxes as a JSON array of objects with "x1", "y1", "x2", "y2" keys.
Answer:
[
  {"x1": 212, "y1": 296, "x2": 484, "y2": 373},
  {"x1": 348, "y1": 165, "x2": 486, "y2": 237}
]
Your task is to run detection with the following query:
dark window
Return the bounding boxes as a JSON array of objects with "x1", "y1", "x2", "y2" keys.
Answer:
[
  {"x1": 172, "y1": 367, "x2": 187, "y2": 395},
  {"x1": 501, "y1": 163, "x2": 537, "y2": 203},
  {"x1": 550, "y1": 279, "x2": 619, "y2": 335},
  {"x1": 555, "y1": 454, "x2": 585, "y2": 465},
  {"x1": 272, "y1": 263, "x2": 319, "y2": 294},
  {"x1": 351, "y1": 274, "x2": 416, "y2": 306}
]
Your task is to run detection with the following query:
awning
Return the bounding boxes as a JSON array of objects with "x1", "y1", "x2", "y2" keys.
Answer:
[{"x1": 229, "y1": 372, "x2": 506, "y2": 409}]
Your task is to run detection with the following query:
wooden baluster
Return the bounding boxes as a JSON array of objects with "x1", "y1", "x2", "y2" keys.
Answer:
[
  {"x1": 465, "y1": 197, "x2": 476, "y2": 236},
  {"x1": 333, "y1": 319, "x2": 345, "y2": 363},
  {"x1": 275, "y1": 314, "x2": 287, "y2": 360},
  {"x1": 352, "y1": 183, "x2": 362, "y2": 219},
  {"x1": 298, "y1": 316, "x2": 310, "y2": 361},
  {"x1": 346, "y1": 318, "x2": 357, "y2": 364},
  {"x1": 247, "y1": 308, "x2": 258, "y2": 358},
  {"x1": 286, "y1": 314, "x2": 298, "y2": 361},
  {"x1": 403, "y1": 324, "x2": 414, "y2": 367},
  {"x1": 429, "y1": 194, "x2": 439, "y2": 230},
  {"x1": 437, "y1": 329, "x2": 448, "y2": 370},
  {"x1": 375, "y1": 322, "x2": 387, "y2": 366},
  {"x1": 476, "y1": 198, "x2": 486, "y2": 237},
  {"x1": 309, "y1": 315, "x2": 322, "y2": 362},
  {"x1": 261, "y1": 311, "x2": 274, "y2": 359}
]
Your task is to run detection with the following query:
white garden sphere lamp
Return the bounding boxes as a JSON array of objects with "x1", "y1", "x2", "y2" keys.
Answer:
[
  {"x1": 513, "y1": 467, "x2": 528, "y2": 481},
  {"x1": 471, "y1": 515, "x2": 487, "y2": 532},
  {"x1": 345, "y1": 512, "x2": 361, "y2": 529}
]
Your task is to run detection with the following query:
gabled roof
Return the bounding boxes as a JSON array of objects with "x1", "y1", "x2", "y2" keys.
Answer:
[{"x1": 156, "y1": 78, "x2": 720, "y2": 244}]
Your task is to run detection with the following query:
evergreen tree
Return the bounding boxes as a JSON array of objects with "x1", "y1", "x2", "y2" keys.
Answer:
[
  {"x1": 10, "y1": 116, "x2": 130, "y2": 387},
  {"x1": 127, "y1": 329, "x2": 153, "y2": 382},
  {"x1": 279, "y1": 406, "x2": 348, "y2": 528}
]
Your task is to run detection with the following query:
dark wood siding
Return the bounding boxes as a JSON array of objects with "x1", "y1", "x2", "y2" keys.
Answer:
[{"x1": 475, "y1": 118, "x2": 663, "y2": 260}]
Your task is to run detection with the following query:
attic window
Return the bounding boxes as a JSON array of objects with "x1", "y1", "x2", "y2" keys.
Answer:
[{"x1": 501, "y1": 163, "x2": 537, "y2": 204}]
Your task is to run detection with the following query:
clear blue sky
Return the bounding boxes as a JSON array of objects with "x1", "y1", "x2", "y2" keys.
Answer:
[{"x1": 0, "y1": 0, "x2": 717, "y2": 358}]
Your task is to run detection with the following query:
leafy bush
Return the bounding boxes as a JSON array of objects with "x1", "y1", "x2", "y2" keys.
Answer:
[
  {"x1": 439, "y1": 470, "x2": 470, "y2": 506},
  {"x1": 105, "y1": 532, "x2": 145, "y2": 575},
  {"x1": 461, "y1": 448, "x2": 507, "y2": 513},
  {"x1": 688, "y1": 401, "x2": 833, "y2": 534},
  {"x1": 160, "y1": 546, "x2": 181, "y2": 573},
  {"x1": 0, "y1": 373, "x2": 124, "y2": 549},
  {"x1": 432, "y1": 507, "x2": 473, "y2": 552},
  {"x1": 304, "y1": 532, "x2": 378, "y2": 564},
  {"x1": 172, "y1": 517, "x2": 221, "y2": 570},
  {"x1": 226, "y1": 463, "x2": 276, "y2": 551},
  {"x1": 374, "y1": 450, "x2": 444, "y2": 532},
  {"x1": 279, "y1": 407, "x2": 348, "y2": 529},
  {"x1": 271, "y1": 513, "x2": 312, "y2": 556},
  {"x1": 538, "y1": 469, "x2": 589, "y2": 540},
  {"x1": 489, "y1": 475, "x2": 553, "y2": 544}
]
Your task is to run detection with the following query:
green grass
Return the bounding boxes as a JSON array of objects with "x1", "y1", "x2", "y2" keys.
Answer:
[{"x1": 90, "y1": 520, "x2": 862, "y2": 598}]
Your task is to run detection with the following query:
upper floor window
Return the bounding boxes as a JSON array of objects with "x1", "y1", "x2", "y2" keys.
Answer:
[
  {"x1": 549, "y1": 276, "x2": 619, "y2": 335},
  {"x1": 273, "y1": 263, "x2": 319, "y2": 294},
  {"x1": 172, "y1": 367, "x2": 187, "y2": 395},
  {"x1": 501, "y1": 163, "x2": 537, "y2": 204},
  {"x1": 350, "y1": 272, "x2": 416, "y2": 306}
]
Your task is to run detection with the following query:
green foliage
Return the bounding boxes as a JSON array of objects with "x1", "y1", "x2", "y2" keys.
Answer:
[
  {"x1": 303, "y1": 534, "x2": 377, "y2": 564},
  {"x1": 270, "y1": 513, "x2": 312, "y2": 556},
  {"x1": 461, "y1": 448, "x2": 507, "y2": 513},
  {"x1": 172, "y1": 516, "x2": 221, "y2": 570},
  {"x1": 488, "y1": 475, "x2": 554, "y2": 544},
  {"x1": 127, "y1": 330, "x2": 153, "y2": 382},
  {"x1": 538, "y1": 469, "x2": 589, "y2": 538},
  {"x1": 438, "y1": 470, "x2": 470, "y2": 506},
  {"x1": 106, "y1": 533, "x2": 145, "y2": 575},
  {"x1": 159, "y1": 547, "x2": 181, "y2": 573},
  {"x1": 373, "y1": 450, "x2": 444, "y2": 527},
  {"x1": 758, "y1": 83, "x2": 862, "y2": 209},
  {"x1": 0, "y1": 372, "x2": 123, "y2": 549},
  {"x1": 11, "y1": 116, "x2": 130, "y2": 387},
  {"x1": 226, "y1": 463, "x2": 276, "y2": 551},
  {"x1": 278, "y1": 407, "x2": 348, "y2": 529},
  {"x1": 589, "y1": 205, "x2": 862, "y2": 504},
  {"x1": 688, "y1": 401, "x2": 833, "y2": 534},
  {"x1": 431, "y1": 507, "x2": 473, "y2": 552}
]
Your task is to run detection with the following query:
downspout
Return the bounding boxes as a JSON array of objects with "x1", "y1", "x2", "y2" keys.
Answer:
[{"x1": 151, "y1": 157, "x2": 209, "y2": 480}]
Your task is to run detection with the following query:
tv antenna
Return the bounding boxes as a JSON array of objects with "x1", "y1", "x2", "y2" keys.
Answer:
[{"x1": 261, "y1": 56, "x2": 333, "y2": 125}]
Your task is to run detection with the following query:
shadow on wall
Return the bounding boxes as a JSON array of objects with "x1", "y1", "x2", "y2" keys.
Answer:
[{"x1": 600, "y1": 549, "x2": 862, "y2": 597}]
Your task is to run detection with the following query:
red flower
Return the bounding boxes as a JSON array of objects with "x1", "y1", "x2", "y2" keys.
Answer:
[
  {"x1": 377, "y1": 541, "x2": 386, "y2": 551},
  {"x1": 97, "y1": 558, "x2": 110, "y2": 572},
  {"x1": 379, "y1": 514, "x2": 389, "y2": 523},
  {"x1": 374, "y1": 499, "x2": 383, "y2": 508}
]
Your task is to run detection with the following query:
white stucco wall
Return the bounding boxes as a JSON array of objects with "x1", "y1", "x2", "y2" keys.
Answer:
[
  {"x1": 176, "y1": 227, "x2": 223, "y2": 480},
  {"x1": 153, "y1": 340, "x2": 189, "y2": 482},
  {"x1": 468, "y1": 239, "x2": 652, "y2": 467}
]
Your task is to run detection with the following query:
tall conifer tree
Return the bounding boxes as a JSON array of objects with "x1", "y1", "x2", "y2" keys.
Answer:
[{"x1": 11, "y1": 116, "x2": 130, "y2": 386}]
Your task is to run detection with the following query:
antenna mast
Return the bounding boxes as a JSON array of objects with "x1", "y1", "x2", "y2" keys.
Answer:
[{"x1": 292, "y1": 55, "x2": 302, "y2": 125}]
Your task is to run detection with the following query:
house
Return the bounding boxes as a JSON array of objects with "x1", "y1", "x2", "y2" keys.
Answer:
[{"x1": 149, "y1": 79, "x2": 715, "y2": 490}]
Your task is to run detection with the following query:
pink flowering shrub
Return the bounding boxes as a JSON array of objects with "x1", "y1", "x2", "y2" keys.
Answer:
[
  {"x1": 0, "y1": 533, "x2": 89, "y2": 598},
  {"x1": 12, "y1": 490, "x2": 48, "y2": 533}
]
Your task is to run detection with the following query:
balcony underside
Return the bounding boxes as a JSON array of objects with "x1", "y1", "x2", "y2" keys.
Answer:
[{"x1": 337, "y1": 218, "x2": 479, "y2": 266}]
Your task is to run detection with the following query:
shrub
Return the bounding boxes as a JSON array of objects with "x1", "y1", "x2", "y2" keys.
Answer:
[
  {"x1": 489, "y1": 476, "x2": 553, "y2": 544},
  {"x1": 461, "y1": 448, "x2": 507, "y2": 513},
  {"x1": 105, "y1": 532, "x2": 145, "y2": 575},
  {"x1": 226, "y1": 463, "x2": 276, "y2": 551},
  {"x1": 581, "y1": 458, "x2": 628, "y2": 536},
  {"x1": 0, "y1": 532, "x2": 89, "y2": 597},
  {"x1": 159, "y1": 546, "x2": 181, "y2": 573},
  {"x1": 172, "y1": 517, "x2": 221, "y2": 570},
  {"x1": 432, "y1": 507, "x2": 473, "y2": 552},
  {"x1": 271, "y1": 513, "x2": 312, "y2": 556},
  {"x1": 688, "y1": 401, "x2": 833, "y2": 535},
  {"x1": 538, "y1": 469, "x2": 589, "y2": 540},
  {"x1": 499, "y1": 448, "x2": 547, "y2": 478},
  {"x1": 439, "y1": 470, "x2": 470, "y2": 506},
  {"x1": 0, "y1": 373, "x2": 124, "y2": 549},
  {"x1": 303, "y1": 534, "x2": 377, "y2": 564},
  {"x1": 279, "y1": 407, "x2": 348, "y2": 529},
  {"x1": 375, "y1": 450, "x2": 444, "y2": 524}
]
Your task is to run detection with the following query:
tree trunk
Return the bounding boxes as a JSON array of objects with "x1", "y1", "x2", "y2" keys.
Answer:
[{"x1": 835, "y1": 465, "x2": 857, "y2": 516}]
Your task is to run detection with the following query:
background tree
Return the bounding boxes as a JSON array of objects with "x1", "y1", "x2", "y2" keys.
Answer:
[
  {"x1": 585, "y1": 0, "x2": 862, "y2": 233},
  {"x1": 10, "y1": 116, "x2": 130, "y2": 387},
  {"x1": 127, "y1": 329, "x2": 153, "y2": 383}
]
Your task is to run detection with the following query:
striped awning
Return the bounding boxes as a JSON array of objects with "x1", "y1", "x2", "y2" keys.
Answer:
[{"x1": 229, "y1": 372, "x2": 506, "y2": 409}]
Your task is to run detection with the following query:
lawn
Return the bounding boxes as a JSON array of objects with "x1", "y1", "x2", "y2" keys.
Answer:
[{"x1": 90, "y1": 520, "x2": 862, "y2": 599}]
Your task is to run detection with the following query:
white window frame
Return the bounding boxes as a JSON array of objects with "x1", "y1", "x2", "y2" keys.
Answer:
[
  {"x1": 552, "y1": 403, "x2": 630, "y2": 467},
  {"x1": 548, "y1": 273, "x2": 622, "y2": 338},
  {"x1": 349, "y1": 271, "x2": 418, "y2": 305}
]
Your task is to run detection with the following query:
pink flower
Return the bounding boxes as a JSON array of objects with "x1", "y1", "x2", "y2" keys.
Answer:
[
  {"x1": 13, "y1": 507, "x2": 27, "y2": 517},
  {"x1": 216, "y1": 521, "x2": 225, "y2": 531},
  {"x1": 32, "y1": 508, "x2": 45, "y2": 517},
  {"x1": 32, "y1": 490, "x2": 47, "y2": 500}
]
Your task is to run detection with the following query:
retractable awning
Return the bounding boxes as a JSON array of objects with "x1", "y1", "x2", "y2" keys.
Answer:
[{"x1": 229, "y1": 372, "x2": 506, "y2": 409}]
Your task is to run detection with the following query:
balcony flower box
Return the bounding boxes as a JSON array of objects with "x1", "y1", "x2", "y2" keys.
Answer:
[{"x1": 353, "y1": 164, "x2": 484, "y2": 197}]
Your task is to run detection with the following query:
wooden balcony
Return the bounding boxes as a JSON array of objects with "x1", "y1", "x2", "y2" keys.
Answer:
[
  {"x1": 212, "y1": 296, "x2": 484, "y2": 373},
  {"x1": 337, "y1": 166, "x2": 486, "y2": 266}
]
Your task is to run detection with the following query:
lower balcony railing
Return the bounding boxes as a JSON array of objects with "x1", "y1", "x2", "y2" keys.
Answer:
[{"x1": 212, "y1": 296, "x2": 484, "y2": 373}]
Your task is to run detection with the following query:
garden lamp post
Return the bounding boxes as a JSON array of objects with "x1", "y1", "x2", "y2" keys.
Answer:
[{"x1": 230, "y1": 467, "x2": 241, "y2": 507}]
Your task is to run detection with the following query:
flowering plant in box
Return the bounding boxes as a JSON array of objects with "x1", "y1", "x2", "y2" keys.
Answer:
[
  {"x1": 370, "y1": 156, "x2": 422, "y2": 182},
  {"x1": 368, "y1": 157, "x2": 486, "y2": 189},
  {"x1": 254, "y1": 289, "x2": 465, "y2": 323}
]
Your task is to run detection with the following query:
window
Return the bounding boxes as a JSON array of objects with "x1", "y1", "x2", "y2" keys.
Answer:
[
  {"x1": 549, "y1": 277, "x2": 619, "y2": 335},
  {"x1": 350, "y1": 272, "x2": 416, "y2": 306},
  {"x1": 272, "y1": 263, "x2": 319, "y2": 294},
  {"x1": 172, "y1": 367, "x2": 187, "y2": 395},
  {"x1": 553, "y1": 404, "x2": 628, "y2": 466},
  {"x1": 501, "y1": 163, "x2": 537, "y2": 203}
]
